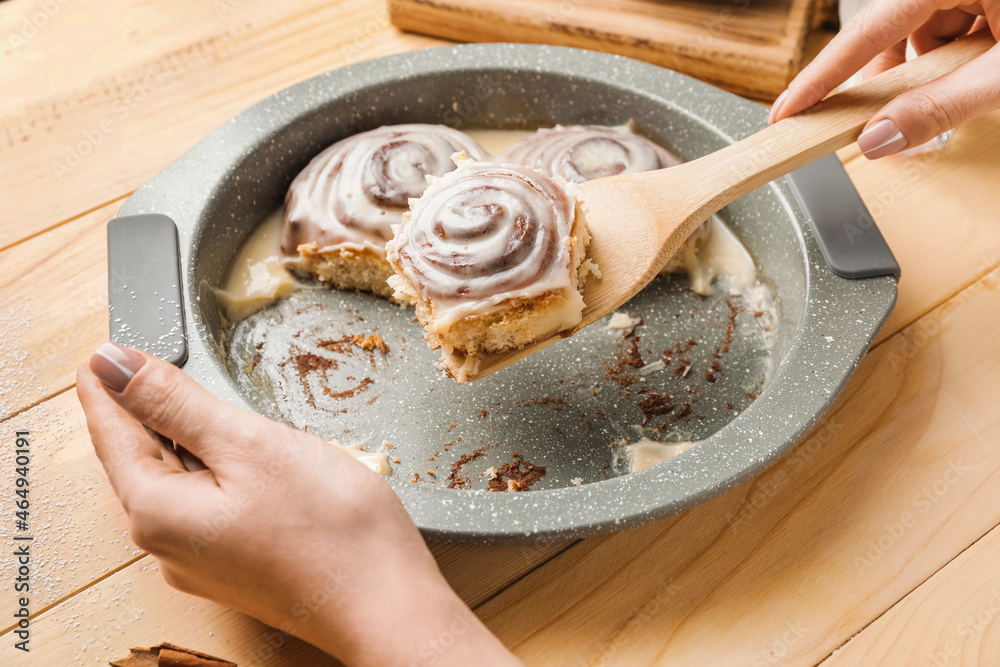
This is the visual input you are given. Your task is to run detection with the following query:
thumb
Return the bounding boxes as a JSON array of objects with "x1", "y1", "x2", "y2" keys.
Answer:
[
  {"x1": 90, "y1": 342, "x2": 270, "y2": 467},
  {"x1": 858, "y1": 37, "x2": 1000, "y2": 159}
]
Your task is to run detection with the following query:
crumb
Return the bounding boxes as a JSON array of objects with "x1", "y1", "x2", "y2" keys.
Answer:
[
  {"x1": 352, "y1": 334, "x2": 389, "y2": 353},
  {"x1": 608, "y1": 312, "x2": 637, "y2": 330},
  {"x1": 571, "y1": 477, "x2": 583, "y2": 486}
]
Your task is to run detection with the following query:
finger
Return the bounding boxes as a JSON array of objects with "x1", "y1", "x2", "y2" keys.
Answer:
[
  {"x1": 770, "y1": 0, "x2": 939, "y2": 122},
  {"x1": 862, "y1": 39, "x2": 908, "y2": 80},
  {"x1": 910, "y1": 8, "x2": 978, "y2": 55},
  {"x1": 77, "y1": 361, "x2": 182, "y2": 509},
  {"x1": 89, "y1": 343, "x2": 273, "y2": 468},
  {"x1": 858, "y1": 39, "x2": 1000, "y2": 158}
]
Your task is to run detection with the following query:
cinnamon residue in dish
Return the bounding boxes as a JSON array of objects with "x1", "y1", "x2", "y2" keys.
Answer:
[
  {"x1": 323, "y1": 376, "x2": 374, "y2": 400},
  {"x1": 487, "y1": 454, "x2": 547, "y2": 492},
  {"x1": 446, "y1": 442, "x2": 499, "y2": 489}
]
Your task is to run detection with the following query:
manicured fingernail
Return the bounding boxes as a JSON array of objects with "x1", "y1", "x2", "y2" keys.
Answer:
[
  {"x1": 91, "y1": 343, "x2": 146, "y2": 392},
  {"x1": 768, "y1": 90, "x2": 788, "y2": 124},
  {"x1": 858, "y1": 119, "x2": 908, "y2": 159}
]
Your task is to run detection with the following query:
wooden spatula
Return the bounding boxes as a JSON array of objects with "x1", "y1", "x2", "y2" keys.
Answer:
[{"x1": 442, "y1": 29, "x2": 993, "y2": 382}]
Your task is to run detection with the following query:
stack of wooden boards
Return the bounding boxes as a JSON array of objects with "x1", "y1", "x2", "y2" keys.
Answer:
[{"x1": 389, "y1": 0, "x2": 827, "y2": 100}]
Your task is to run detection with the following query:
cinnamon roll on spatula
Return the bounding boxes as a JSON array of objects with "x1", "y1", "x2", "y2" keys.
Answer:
[
  {"x1": 281, "y1": 124, "x2": 488, "y2": 297},
  {"x1": 386, "y1": 159, "x2": 596, "y2": 382}
]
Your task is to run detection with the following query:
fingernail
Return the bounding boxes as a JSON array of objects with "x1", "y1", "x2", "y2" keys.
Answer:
[
  {"x1": 858, "y1": 119, "x2": 908, "y2": 159},
  {"x1": 768, "y1": 90, "x2": 788, "y2": 124},
  {"x1": 91, "y1": 343, "x2": 146, "y2": 392}
]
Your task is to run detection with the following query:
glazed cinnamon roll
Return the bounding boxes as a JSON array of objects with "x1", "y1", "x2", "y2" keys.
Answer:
[
  {"x1": 281, "y1": 124, "x2": 488, "y2": 297},
  {"x1": 502, "y1": 124, "x2": 734, "y2": 294},
  {"x1": 386, "y1": 160, "x2": 595, "y2": 379},
  {"x1": 499, "y1": 124, "x2": 680, "y2": 183}
]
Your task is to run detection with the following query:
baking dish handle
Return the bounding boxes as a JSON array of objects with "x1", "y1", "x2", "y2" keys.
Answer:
[
  {"x1": 785, "y1": 154, "x2": 901, "y2": 280},
  {"x1": 107, "y1": 214, "x2": 188, "y2": 366}
]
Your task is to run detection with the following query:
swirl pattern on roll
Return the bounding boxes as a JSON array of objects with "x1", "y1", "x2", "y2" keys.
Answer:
[
  {"x1": 500, "y1": 125, "x2": 680, "y2": 183},
  {"x1": 388, "y1": 161, "x2": 578, "y2": 323},
  {"x1": 281, "y1": 124, "x2": 489, "y2": 256}
]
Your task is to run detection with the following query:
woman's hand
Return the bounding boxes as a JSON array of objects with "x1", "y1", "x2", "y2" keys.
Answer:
[
  {"x1": 769, "y1": 0, "x2": 1000, "y2": 158},
  {"x1": 77, "y1": 342, "x2": 520, "y2": 666}
]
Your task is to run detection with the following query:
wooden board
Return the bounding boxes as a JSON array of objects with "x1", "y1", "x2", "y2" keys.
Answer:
[{"x1": 389, "y1": 0, "x2": 816, "y2": 100}]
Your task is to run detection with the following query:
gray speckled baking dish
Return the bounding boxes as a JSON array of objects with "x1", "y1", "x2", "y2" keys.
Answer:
[{"x1": 108, "y1": 44, "x2": 898, "y2": 544}]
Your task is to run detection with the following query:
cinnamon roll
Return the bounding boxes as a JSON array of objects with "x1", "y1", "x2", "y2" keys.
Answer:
[
  {"x1": 502, "y1": 124, "x2": 733, "y2": 294},
  {"x1": 499, "y1": 124, "x2": 680, "y2": 183},
  {"x1": 386, "y1": 159, "x2": 595, "y2": 379},
  {"x1": 281, "y1": 124, "x2": 489, "y2": 297}
]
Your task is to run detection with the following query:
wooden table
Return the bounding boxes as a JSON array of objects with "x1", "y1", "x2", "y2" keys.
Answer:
[{"x1": 2, "y1": 1, "x2": 999, "y2": 664}]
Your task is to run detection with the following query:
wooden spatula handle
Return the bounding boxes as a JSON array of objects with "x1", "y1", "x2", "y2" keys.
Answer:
[{"x1": 639, "y1": 28, "x2": 995, "y2": 230}]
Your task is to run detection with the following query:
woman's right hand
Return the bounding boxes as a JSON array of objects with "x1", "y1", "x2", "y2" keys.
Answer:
[
  {"x1": 78, "y1": 343, "x2": 521, "y2": 666},
  {"x1": 769, "y1": 0, "x2": 1000, "y2": 159}
]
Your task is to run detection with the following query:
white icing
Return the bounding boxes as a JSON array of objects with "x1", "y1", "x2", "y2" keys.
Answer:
[
  {"x1": 282, "y1": 124, "x2": 489, "y2": 257},
  {"x1": 626, "y1": 438, "x2": 700, "y2": 472},
  {"x1": 330, "y1": 439, "x2": 391, "y2": 475},
  {"x1": 387, "y1": 159, "x2": 585, "y2": 329},
  {"x1": 217, "y1": 210, "x2": 301, "y2": 323},
  {"x1": 662, "y1": 215, "x2": 757, "y2": 296},
  {"x1": 499, "y1": 124, "x2": 680, "y2": 182}
]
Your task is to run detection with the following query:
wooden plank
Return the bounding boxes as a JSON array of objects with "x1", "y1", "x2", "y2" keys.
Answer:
[
  {"x1": 0, "y1": 0, "x2": 442, "y2": 249},
  {"x1": 0, "y1": 199, "x2": 121, "y2": 423},
  {"x1": 822, "y1": 522, "x2": 1000, "y2": 666},
  {"x1": 0, "y1": 390, "x2": 139, "y2": 632},
  {"x1": 390, "y1": 0, "x2": 815, "y2": 101},
  {"x1": 472, "y1": 264, "x2": 1000, "y2": 665}
]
